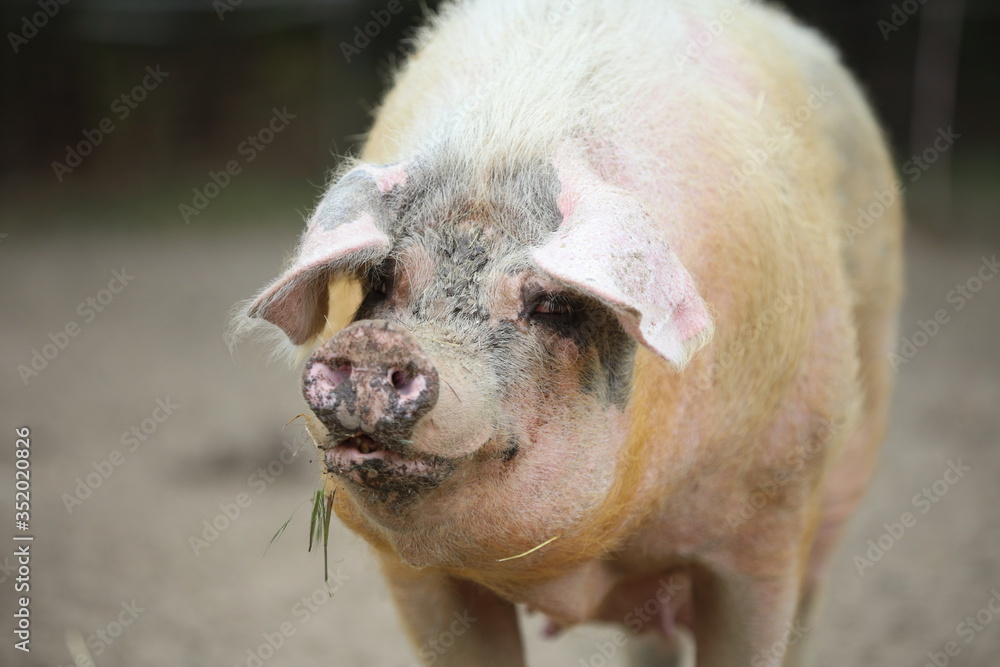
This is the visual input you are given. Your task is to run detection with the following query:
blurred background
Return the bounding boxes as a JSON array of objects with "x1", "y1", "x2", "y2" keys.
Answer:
[{"x1": 1, "y1": 0, "x2": 997, "y2": 665}]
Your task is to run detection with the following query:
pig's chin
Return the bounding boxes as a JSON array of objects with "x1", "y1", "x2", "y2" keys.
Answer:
[{"x1": 322, "y1": 434, "x2": 456, "y2": 503}]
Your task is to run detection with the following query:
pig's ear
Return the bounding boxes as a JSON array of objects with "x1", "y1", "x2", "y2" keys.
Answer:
[
  {"x1": 247, "y1": 163, "x2": 408, "y2": 345},
  {"x1": 532, "y1": 150, "x2": 712, "y2": 368}
]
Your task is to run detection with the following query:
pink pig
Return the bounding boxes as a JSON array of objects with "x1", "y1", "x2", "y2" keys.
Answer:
[{"x1": 242, "y1": 0, "x2": 903, "y2": 664}]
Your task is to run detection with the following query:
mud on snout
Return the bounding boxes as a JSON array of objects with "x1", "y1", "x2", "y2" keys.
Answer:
[{"x1": 302, "y1": 320, "x2": 498, "y2": 507}]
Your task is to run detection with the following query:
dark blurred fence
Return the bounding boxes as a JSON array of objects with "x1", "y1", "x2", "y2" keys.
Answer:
[{"x1": 1, "y1": 0, "x2": 997, "y2": 236}]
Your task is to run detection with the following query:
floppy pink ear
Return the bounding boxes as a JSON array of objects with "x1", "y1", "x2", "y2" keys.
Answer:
[
  {"x1": 532, "y1": 147, "x2": 712, "y2": 368},
  {"x1": 248, "y1": 163, "x2": 408, "y2": 345}
]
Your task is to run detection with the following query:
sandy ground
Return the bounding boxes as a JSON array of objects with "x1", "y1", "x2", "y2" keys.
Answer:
[{"x1": 1, "y1": 228, "x2": 998, "y2": 667}]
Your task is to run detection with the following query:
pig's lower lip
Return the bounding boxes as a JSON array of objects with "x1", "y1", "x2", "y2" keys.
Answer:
[{"x1": 322, "y1": 435, "x2": 454, "y2": 494}]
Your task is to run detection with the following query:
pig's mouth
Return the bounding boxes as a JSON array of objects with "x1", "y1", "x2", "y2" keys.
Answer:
[{"x1": 322, "y1": 434, "x2": 455, "y2": 499}]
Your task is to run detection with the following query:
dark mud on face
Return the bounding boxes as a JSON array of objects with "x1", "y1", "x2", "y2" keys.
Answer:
[{"x1": 323, "y1": 435, "x2": 456, "y2": 511}]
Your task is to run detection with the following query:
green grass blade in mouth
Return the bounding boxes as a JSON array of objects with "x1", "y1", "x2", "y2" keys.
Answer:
[
  {"x1": 307, "y1": 487, "x2": 336, "y2": 583},
  {"x1": 308, "y1": 489, "x2": 323, "y2": 554},
  {"x1": 323, "y1": 490, "x2": 334, "y2": 584},
  {"x1": 264, "y1": 512, "x2": 296, "y2": 556}
]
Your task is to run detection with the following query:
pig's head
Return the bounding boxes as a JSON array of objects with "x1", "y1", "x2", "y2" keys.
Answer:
[{"x1": 247, "y1": 145, "x2": 712, "y2": 570}]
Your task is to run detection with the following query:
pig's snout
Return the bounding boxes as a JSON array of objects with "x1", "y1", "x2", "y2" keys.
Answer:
[{"x1": 303, "y1": 320, "x2": 439, "y2": 443}]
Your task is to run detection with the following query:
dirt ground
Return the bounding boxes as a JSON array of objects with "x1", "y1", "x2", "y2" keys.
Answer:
[{"x1": 1, "y1": 228, "x2": 998, "y2": 666}]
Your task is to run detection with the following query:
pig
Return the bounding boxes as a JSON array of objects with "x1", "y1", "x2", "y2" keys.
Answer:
[{"x1": 239, "y1": 0, "x2": 903, "y2": 665}]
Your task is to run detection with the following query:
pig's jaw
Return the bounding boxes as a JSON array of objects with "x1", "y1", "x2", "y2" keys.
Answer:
[{"x1": 321, "y1": 433, "x2": 457, "y2": 505}]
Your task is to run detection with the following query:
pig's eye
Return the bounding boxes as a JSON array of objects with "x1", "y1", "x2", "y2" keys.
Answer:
[
  {"x1": 534, "y1": 297, "x2": 571, "y2": 315},
  {"x1": 362, "y1": 262, "x2": 395, "y2": 304},
  {"x1": 371, "y1": 276, "x2": 390, "y2": 299},
  {"x1": 529, "y1": 294, "x2": 576, "y2": 324}
]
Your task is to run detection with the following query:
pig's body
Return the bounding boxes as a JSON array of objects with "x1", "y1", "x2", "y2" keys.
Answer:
[{"x1": 244, "y1": 1, "x2": 902, "y2": 665}]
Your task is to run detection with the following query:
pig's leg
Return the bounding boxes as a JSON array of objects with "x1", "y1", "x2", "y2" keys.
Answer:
[
  {"x1": 689, "y1": 552, "x2": 811, "y2": 667},
  {"x1": 380, "y1": 556, "x2": 525, "y2": 667},
  {"x1": 783, "y1": 422, "x2": 891, "y2": 666}
]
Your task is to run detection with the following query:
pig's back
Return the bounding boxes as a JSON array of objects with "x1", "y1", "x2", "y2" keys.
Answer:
[
  {"x1": 364, "y1": 0, "x2": 795, "y2": 167},
  {"x1": 364, "y1": 0, "x2": 900, "y2": 467},
  {"x1": 759, "y1": 3, "x2": 904, "y2": 533}
]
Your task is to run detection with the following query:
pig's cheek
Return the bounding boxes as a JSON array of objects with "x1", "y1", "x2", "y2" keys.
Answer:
[
  {"x1": 549, "y1": 335, "x2": 581, "y2": 366},
  {"x1": 541, "y1": 336, "x2": 590, "y2": 401},
  {"x1": 509, "y1": 398, "x2": 626, "y2": 508},
  {"x1": 518, "y1": 333, "x2": 586, "y2": 408}
]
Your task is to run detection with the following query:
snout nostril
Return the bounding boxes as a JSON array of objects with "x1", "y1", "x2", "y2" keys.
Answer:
[
  {"x1": 310, "y1": 361, "x2": 352, "y2": 391},
  {"x1": 332, "y1": 363, "x2": 353, "y2": 386},
  {"x1": 389, "y1": 368, "x2": 424, "y2": 400},
  {"x1": 390, "y1": 368, "x2": 411, "y2": 389}
]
